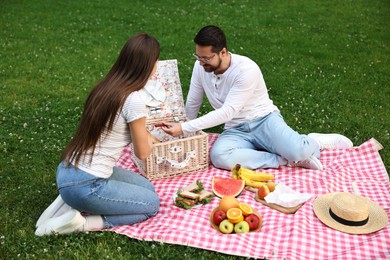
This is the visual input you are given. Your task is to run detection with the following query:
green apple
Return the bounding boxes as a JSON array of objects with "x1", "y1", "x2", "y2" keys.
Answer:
[
  {"x1": 234, "y1": 220, "x2": 250, "y2": 234},
  {"x1": 219, "y1": 219, "x2": 234, "y2": 234}
]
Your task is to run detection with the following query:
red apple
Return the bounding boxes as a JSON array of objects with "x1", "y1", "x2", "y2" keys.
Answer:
[
  {"x1": 245, "y1": 214, "x2": 261, "y2": 230},
  {"x1": 257, "y1": 184, "x2": 270, "y2": 200},
  {"x1": 213, "y1": 209, "x2": 227, "y2": 226}
]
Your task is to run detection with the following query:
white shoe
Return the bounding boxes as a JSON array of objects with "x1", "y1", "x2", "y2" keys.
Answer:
[
  {"x1": 36, "y1": 195, "x2": 72, "y2": 228},
  {"x1": 308, "y1": 133, "x2": 353, "y2": 150},
  {"x1": 290, "y1": 155, "x2": 323, "y2": 170},
  {"x1": 35, "y1": 209, "x2": 86, "y2": 236}
]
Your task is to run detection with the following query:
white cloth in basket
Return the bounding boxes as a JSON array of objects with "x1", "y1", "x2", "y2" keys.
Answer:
[{"x1": 140, "y1": 80, "x2": 166, "y2": 107}]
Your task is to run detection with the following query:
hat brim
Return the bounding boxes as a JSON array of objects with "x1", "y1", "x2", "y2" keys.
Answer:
[{"x1": 313, "y1": 192, "x2": 388, "y2": 234}]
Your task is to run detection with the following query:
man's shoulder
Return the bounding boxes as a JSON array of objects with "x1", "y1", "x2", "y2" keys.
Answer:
[
  {"x1": 231, "y1": 53, "x2": 257, "y2": 65},
  {"x1": 231, "y1": 53, "x2": 260, "y2": 74}
]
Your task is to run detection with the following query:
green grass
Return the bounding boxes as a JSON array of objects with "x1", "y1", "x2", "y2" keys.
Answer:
[{"x1": 1, "y1": 0, "x2": 389, "y2": 258}]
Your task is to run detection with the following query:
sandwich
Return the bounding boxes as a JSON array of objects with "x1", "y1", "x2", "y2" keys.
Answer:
[
  {"x1": 183, "y1": 180, "x2": 204, "y2": 193},
  {"x1": 174, "y1": 180, "x2": 214, "y2": 209},
  {"x1": 198, "y1": 190, "x2": 214, "y2": 204},
  {"x1": 175, "y1": 190, "x2": 200, "y2": 209}
]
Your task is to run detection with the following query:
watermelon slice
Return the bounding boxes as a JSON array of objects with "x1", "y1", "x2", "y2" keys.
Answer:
[{"x1": 212, "y1": 177, "x2": 245, "y2": 198}]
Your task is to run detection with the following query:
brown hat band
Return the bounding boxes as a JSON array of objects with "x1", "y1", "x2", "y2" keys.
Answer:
[{"x1": 329, "y1": 209, "x2": 369, "y2": 226}]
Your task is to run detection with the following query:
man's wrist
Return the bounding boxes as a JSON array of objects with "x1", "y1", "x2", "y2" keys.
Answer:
[{"x1": 181, "y1": 122, "x2": 190, "y2": 135}]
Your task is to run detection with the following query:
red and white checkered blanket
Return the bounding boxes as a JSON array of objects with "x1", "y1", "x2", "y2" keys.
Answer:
[{"x1": 113, "y1": 134, "x2": 390, "y2": 259}]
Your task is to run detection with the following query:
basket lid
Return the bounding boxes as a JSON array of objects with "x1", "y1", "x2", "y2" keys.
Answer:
[{"x1": 140, "y1": 59, "x2": 186, "y2": 124}]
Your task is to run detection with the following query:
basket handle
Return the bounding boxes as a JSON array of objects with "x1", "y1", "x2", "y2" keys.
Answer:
[{"x1": 156, "y1": 151, "x2": 197, "y2": 169}]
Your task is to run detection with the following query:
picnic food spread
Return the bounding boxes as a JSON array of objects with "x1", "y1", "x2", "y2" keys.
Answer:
[
  {"x1": 175, "y1": 165, "x2": 388, "y2": 234},
  {"x1": 117, "y1": 135, "x2": 390, "y2": 258},
  {"x1": 209, "y1": 196, "x2": 262, "y2": 234},
  {"x1": 174, "y1": 180, "x2": 214, "y2": 209}
]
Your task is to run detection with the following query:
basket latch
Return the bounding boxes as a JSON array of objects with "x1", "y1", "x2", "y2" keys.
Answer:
[{"x1": 156, "y1": 151, "x2": 197, "y2": 169}]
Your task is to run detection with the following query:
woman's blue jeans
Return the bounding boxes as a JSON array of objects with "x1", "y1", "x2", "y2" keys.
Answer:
[
  {"x1": 56, "y1": 163, "x2": 160, "y2": 228},
  {"x1": 210, "y1": 111, "x2": 320, "y2": 170}
]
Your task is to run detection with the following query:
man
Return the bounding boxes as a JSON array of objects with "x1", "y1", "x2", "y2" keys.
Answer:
[{"x1": 162, "y1": 25, "x2": 352, "y2": 170}]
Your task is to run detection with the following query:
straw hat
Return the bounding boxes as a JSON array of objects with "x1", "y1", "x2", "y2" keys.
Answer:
[{"x1": 313, "y1": 192, "x2": 388, "y2": 234}]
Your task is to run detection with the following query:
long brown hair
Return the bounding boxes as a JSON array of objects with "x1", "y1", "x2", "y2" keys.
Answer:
[{"x1": 61, "y1": 33, "x2": 160, "y2": 167}]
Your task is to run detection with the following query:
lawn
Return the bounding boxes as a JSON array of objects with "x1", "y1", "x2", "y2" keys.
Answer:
[{"x1": 1, "y1": 0, "x2": 389, "y2": 258}]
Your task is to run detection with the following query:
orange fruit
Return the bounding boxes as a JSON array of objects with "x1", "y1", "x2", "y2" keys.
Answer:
[
  {"x1": 238, "y1": 202, "x2": 253, "y2": 216},
  {"x1": 219, "y1": 196, "x2": 239, "y2": 212},
  {"x1": 227, "y1": 208, "x2": 243, "y2": 224}
]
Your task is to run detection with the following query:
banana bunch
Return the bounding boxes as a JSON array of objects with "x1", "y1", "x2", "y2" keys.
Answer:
[{"x1": 231, "y1": 164, "x2": 274, "y2": 188}]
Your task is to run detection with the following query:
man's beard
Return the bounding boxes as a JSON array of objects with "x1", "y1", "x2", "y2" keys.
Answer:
[{"x1": 202, "y1": 56, "x2": 222, "y2": 73}]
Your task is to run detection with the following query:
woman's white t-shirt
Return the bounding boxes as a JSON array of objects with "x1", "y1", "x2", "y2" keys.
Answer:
[{"x1": 75, "y1": 91, "x2": 147, "y2": 178}]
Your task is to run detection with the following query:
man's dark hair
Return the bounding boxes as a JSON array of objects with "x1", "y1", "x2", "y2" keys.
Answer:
[{"x1": 194, "y1": 25, "x2": 227, "y2": 53}]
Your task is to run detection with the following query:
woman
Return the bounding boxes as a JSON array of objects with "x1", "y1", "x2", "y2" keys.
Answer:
[{"x1": 35, "y1": 33, "x2": 161, "y2": 236}]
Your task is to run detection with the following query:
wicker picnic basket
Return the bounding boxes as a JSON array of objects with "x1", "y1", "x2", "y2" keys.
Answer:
[{"x1": 131, "y1": 59, "x2": 209, "y2": 180}]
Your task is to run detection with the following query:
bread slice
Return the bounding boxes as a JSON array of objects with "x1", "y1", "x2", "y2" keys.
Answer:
[
  {"x1": 179, "y1": 190, "x2": 200, "y2": 200},
  {"x1": 198, "y1": 190, "x2": 213, "y2": 201},
  {"x1": 182, "y1": 181, "x2": 200, "y2": 192}
]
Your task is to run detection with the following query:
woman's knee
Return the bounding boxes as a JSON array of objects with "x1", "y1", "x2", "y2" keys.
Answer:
[{"x1": 151, "y1": 194, "x2": 160, "y2": 214}]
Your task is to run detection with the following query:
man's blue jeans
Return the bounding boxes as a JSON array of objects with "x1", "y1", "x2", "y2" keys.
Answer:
[
  {"x1": 210, "y1": 111, "x2": 320, "y2": 170},
  {"x1": 56, "y1": 163, "x2": 160, "y2": 228}
]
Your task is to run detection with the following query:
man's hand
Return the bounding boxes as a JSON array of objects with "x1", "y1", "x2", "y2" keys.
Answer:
[{"x1": 161, "y1": 122, "x2": 183, "y2": 137}]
